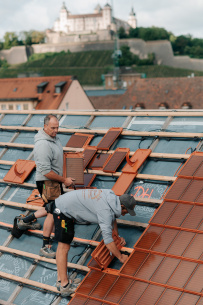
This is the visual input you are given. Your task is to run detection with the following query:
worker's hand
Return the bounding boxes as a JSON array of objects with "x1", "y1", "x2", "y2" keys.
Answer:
[
  {"x1": 64, "y1": 177, "x2": 75, "y2": 187},
  {"x1": 119, "y1": 254, "x2": 128, "y2": 264},
  {"x1": 119, "y1": 237, "x2": 126, "y2": 247}
]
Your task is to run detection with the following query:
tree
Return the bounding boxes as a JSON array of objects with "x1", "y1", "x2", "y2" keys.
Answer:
[
  {"x1": 31, "y1": 31, "x2": 45, "y2": 44},
  {"x1": 118, "y1": 27, "x2": 127, "y2": 39},
  {"x1": 129, "y1": 27, "x2": 139, "y2": 38},
  {"x1": 3, "y1": 32, "x2": 19, "y2": 49},
  {"x1": 118, "y1": 45, "x2": 139, "y2": 66},
  {"x1": 0, "y1": 58, "x2": 9, "y2": 69},
  {"x1": 19, "y1": 31, "x2": 33, "y2": 45},
  {"x1": 172, "y1": 35, "x2": 192, "y2": 55}
]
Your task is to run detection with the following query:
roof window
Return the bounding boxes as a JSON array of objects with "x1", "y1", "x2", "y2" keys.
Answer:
[
  {"x1": 37, "y1": 81, "x2": 48, "y2": 94},
  {"x1": 55, "y1": 81, "x2": 67, "y2": 93}
]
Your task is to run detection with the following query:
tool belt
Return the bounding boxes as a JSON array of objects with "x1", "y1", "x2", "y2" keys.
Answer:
[{"x1": 42, "y1": 180, "x2": 61, "y2": 203}]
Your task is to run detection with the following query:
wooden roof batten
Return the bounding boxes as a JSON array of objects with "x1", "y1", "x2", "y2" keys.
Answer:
[
  {"x1": 1, "y1": 109, "x2": 203, "y2": 116},
  {"x1": 1, "y1": 125, "x2": 203, "y2": 139}
]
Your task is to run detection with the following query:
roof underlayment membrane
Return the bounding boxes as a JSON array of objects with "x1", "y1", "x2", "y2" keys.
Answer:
[{"x1": 0, "y1": 110, "x2": 203, "y2": 304}]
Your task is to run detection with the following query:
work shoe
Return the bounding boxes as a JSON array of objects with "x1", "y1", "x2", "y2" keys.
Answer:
[
  {"x1": 60, "y1": 282, "x2": 78, "y2": 297},
  {"x1": 39, "y1": 244, "x2": 56, "y2": 259},
  {"x1": 17, "y1": 219, "x2": 41, "y2": 231},
  {"x1": 56, "y1": 278, "x2": 81, "y2": 291}
]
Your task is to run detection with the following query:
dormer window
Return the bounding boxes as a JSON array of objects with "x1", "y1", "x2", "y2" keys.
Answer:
[
  {"x1": 135, "y1": 103, "x2": 145, "y2": 110},
  {"x1": 159, "y1": 103, "x2": 169, "y2": 110},
  {"x1": 37, "y1": 81, "x2": 48, "y2": 94},
  {"x1": 181, "y1": 102, "x2": 192, "y2": 109},
  {"x1": 55, "y1": 81, "x2": 67, "y2": 94}
]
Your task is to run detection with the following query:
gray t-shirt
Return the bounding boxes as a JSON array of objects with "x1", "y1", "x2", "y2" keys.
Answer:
[{"x1": 55, "y1": 189, "x2": 121, "y2": 244}]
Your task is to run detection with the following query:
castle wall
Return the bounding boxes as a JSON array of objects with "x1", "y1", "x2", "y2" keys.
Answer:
[
  {"x1": 0, "y1": 46, "x2": 27, "y2": 65},
  {"x1": 1, "y1": 38, "x2": 203, "y2": 72}
]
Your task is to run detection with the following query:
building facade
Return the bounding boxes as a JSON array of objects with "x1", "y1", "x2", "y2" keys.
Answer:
[
  {"x1": 0, "y1": 76, "x2": 94, "y2": 111},
  {"x1": 53, "y1": 2, "x2": 136, "y2": 35}
]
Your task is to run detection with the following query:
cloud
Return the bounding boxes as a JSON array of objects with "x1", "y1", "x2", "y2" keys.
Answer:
[{"x1": 0, "y1": 0, "x2": 203, "y2": 40}]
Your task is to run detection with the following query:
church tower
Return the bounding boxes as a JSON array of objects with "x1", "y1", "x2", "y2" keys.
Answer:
[{"x1": 128, "y1": 7, "x2": 137, "y2": 28}]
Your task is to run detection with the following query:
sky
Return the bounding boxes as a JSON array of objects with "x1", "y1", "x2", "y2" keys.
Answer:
[{"x1": 0, "y1": 0, "x2": 203, "y2": 40}]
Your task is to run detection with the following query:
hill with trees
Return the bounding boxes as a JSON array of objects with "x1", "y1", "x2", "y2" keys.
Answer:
[
  {"x1": 118, "y1": 26, "x2": 203, "y2": 59},
  {"x1": 1, "y1": 26, "x2": 203, "y2": 60},
  {"x1": 1, "y1": 49, "x2": 203, "y2": 85}
]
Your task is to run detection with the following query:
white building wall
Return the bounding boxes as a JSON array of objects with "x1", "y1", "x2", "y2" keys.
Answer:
[{"x1": 58, "y1": 80, "x2": 94, "y2": 110}]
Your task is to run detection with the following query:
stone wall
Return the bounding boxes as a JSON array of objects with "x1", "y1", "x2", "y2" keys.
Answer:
[
  {"x1": 1, "y1": 38, "x2": 203, "y2": 72},
  {"x1": 0, "y1": 46, "x2": 27, "y2": 65}
]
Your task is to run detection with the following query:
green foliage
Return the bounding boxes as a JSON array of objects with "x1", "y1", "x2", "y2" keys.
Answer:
[
  {"x1": 31, "y1": 31, "x2": 45, "y2": 44},
  {"x1": 118, "y1": 45, "x2": 154, "y2": 66},
  {"x1": 2, "y1": 30, "x2": 45, "y2": 49},
  {"x1": 118, "y1": 27, "x2": 127, "y2": 39},
  {"x1": 172, "y1": 35, "x2": 203, "y2": 58},
  {"x1": 3, "y1": 32, "x2": 19, "y2": 49},
  {"x1": 1, "y1": 50, "x2": 203, "y2": 84},
  {"x1": 0, "y1": 58, "x2": 9, "y2": 69},
  {"x1": 138, "y1": 53, "x2": 155, "y2": 66},
  {"x1": 128, "y1": 26, "x2": 170, "y2": 41},
  {"x1": 121, "y1": 26, "x2": 203, "y2": 59},
  {"x1": 118, "y1": 45, "x2": 137, "y2": 66}
]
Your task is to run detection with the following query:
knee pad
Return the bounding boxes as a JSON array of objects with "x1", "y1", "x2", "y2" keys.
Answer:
[{"x1": 45, "y1": 200, "x2": 55, "y2": 214}]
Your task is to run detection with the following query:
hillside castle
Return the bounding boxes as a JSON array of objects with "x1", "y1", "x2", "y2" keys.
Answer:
[{"x1": 46, "y1": 2, "x2": 137, "y2": 43}]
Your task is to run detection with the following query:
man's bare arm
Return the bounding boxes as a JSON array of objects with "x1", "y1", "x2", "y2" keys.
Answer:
[{"x1": 44, "y1": 170, "x2": 75, "y2": 187}]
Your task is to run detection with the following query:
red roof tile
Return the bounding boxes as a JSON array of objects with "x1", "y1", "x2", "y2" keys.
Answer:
[
  {"x1": 91, "y1": 77, "x2": 203, "y2": 109},
  {"x1": 0, "y1": 76, "x2": 73, "y2": 109}
]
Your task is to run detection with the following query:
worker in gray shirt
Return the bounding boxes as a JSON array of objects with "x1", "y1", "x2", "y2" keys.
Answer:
[
  {"x1": 18, "y1": 114, "x2": 75, "y2": 258},
  {"x1": 44, "y1": 188, "x2": 136, "y2": 297}
]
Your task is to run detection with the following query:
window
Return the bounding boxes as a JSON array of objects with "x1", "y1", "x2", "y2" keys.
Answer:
[
  {"x1": 8, "y1": 104, "x2": 13, "y2": 110},
  {"x1": 1, "y1": 104, "x2": 6, "y2": 110},
  {"x1": 23, "y1": 104, "x2": 29, "y2": 110},
  {"x1": 55, "y1": 81, "x2": 67, "y2": 94},
  {"x1": 181, "y1": 103, "x2": 192, "y2": 109},
  {"x1": 16, "y1": 104, "x2": 21, "y2": 110},
  {"x1": 158, "y1": 103, "x2": 169, "y2": 110},
  {"x1": 37, "y1": 81, "x2": 48, "y2": 94}
]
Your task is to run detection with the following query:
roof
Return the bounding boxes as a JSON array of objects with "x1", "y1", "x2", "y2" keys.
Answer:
[
  {"x1": 1, "y1": 109, "x2": 203, "y2": 304},
  {"x1": 118, "y1": 76, "x2": 203, "y2": 109},
  {"x1": 0, "y1": 76, "x2": 73, "y2": 109},
  {"x1": 68, "y1": 13, "x2": 102, "y2": 19},
  {"x1": 93, "y1": 77, "x2": 203, "y2": 110},
  {"x1": 90, "y1": 95, "x2": 125, "y2": 109}
]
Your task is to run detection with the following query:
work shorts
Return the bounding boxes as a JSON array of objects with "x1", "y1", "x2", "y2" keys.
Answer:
[{"x1": 45, "y1": 200, "x2": 75, "y2": 245}]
